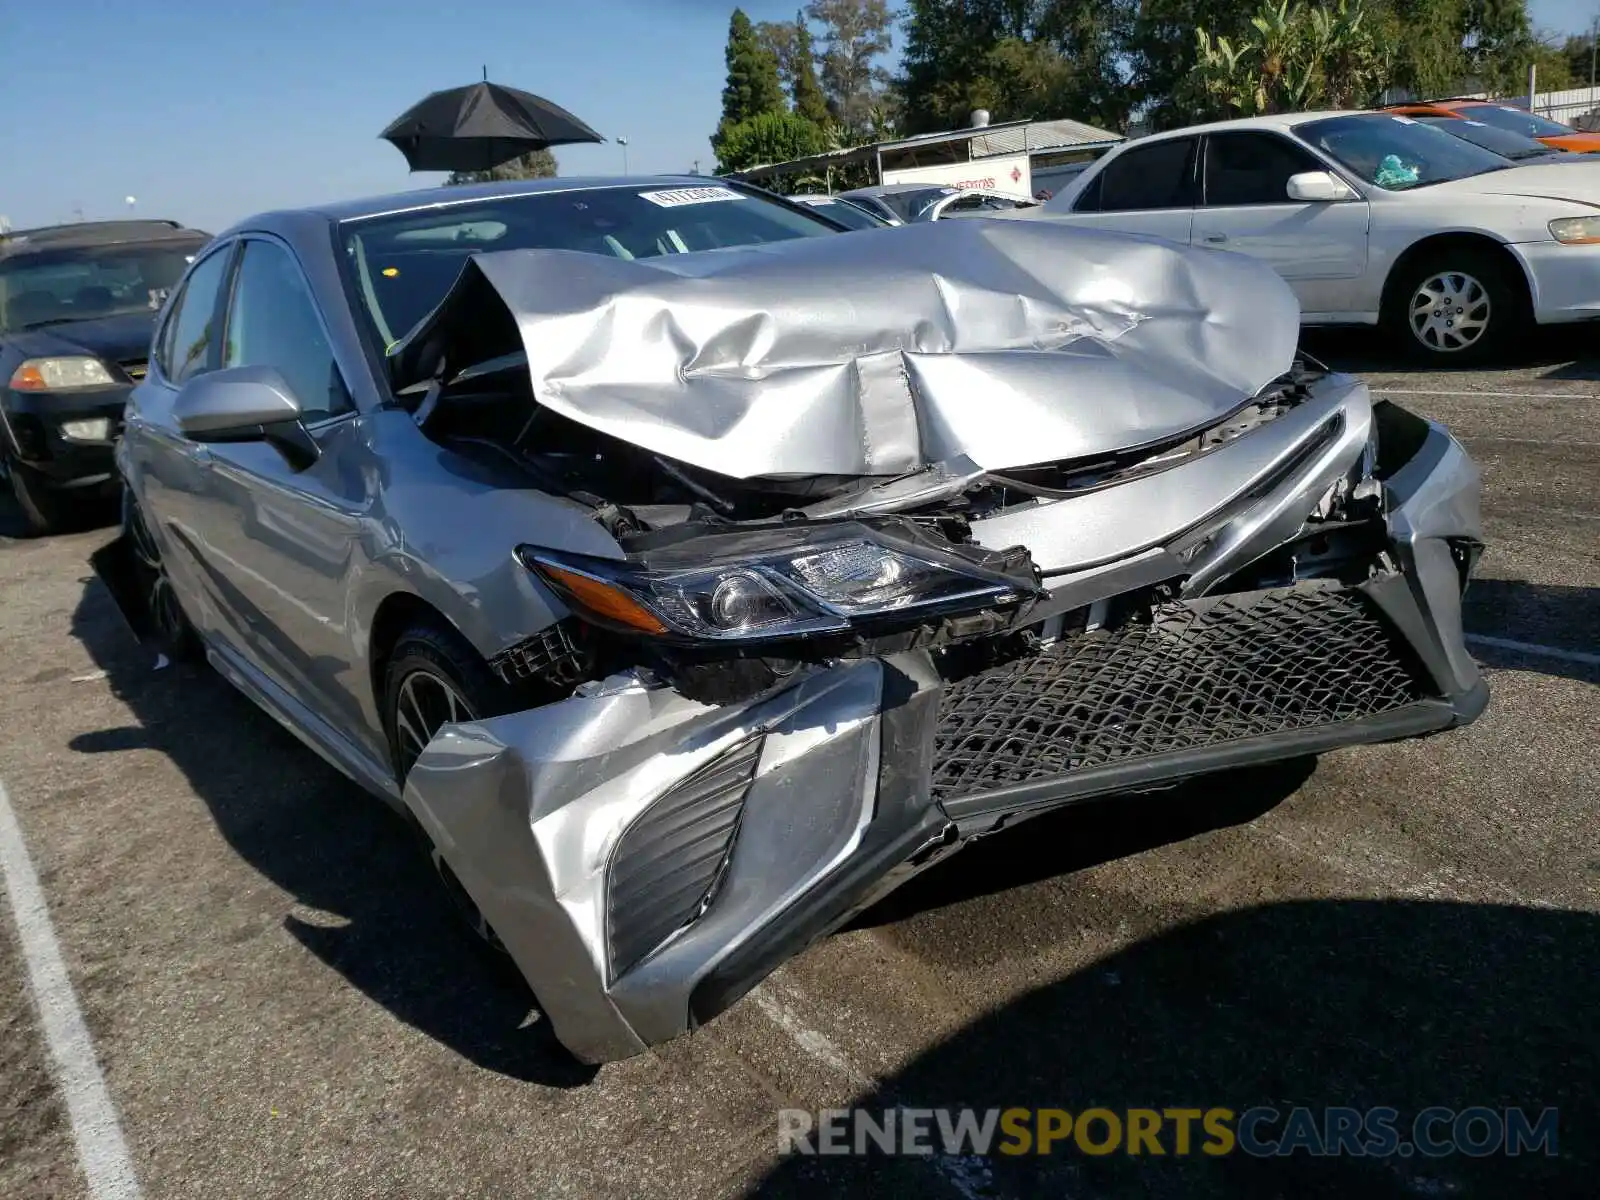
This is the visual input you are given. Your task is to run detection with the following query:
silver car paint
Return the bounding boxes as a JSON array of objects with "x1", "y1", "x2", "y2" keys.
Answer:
[
  {"x1": 118, "y1": 178, "x2": 1486, "y2": 1065},
  {"x1": 396, "y1": 219, "x2": 1303, "y2": 480}
]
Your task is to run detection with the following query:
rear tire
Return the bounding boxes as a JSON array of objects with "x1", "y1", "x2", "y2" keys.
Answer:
[
  {"x1": 1382, "y1": 247, "x2": 1526, "y2": 365},
  {"x1": 381, "y1": 620, "x2": 519, "y2": 962}
]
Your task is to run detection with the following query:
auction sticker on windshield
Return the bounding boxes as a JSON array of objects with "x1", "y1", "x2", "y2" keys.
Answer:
[{"x1": 639, "y1": 187, "x2": 746, "y2": 207}]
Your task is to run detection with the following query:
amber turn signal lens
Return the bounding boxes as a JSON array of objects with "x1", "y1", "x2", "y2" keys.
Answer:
[
  {"x1": 534, "y1": 562, "x2": 668, "y2": 635},
  {"x1": 9, "y1": 364, "x2": 48, "y2": 390}
]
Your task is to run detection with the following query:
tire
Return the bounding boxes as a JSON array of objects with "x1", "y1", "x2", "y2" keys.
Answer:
[
  {"x1": 1382, "y1": 247, "x2": 1527, "y2": 365},
  {"x1": 3, "y1": 450, "x2": 72, "y2": 536},
  {"x1": 381, "y1": 619, "x2": 519, "y2": 959},
  {"x1": 123, "y1": 489, "x2": 202, "y2": 661}
]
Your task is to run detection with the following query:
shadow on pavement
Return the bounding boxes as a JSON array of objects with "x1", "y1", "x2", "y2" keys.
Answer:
[
  {"x1": 1300, "y1": 327, "x2": 1592, "y2": 376},
  {"x1": 756, "y1": 899, "x2": 1597, "y2": 1199},
  {"x1": 65, "y1": 575, "x2": 598, "y2": 1088},
  {"x1": 1463, "y1": 578, "x2": 1600, "y2": 685},
  {"x1": 854, "y1": 758, "x2": 1312, "y2": 930}
]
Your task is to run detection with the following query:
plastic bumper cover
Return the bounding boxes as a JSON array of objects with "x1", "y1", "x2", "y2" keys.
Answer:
[{"x1": 1, "y1": 385, "x2": 128, "y2": 485}]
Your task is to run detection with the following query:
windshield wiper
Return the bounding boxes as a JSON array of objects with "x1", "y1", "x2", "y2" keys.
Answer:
[{"x1": 19, "y1": 315, "x2": 88, "y2": 330}]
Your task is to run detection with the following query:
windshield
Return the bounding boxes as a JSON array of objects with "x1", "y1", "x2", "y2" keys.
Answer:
[
  {"x1": 0, "y1": 240, "x2": 205, "y2": 333},
  {"x1": 1458, "y1": 105, "x2": 1577, "y2": 139},
  {"x1": 340, "y1": 183, "x2": 840, "y2": 346},
  {"x1": 1417, "y1": 116, "x2": 1567, "y2": 161},
  {"x1": 1297, "y1": 114, "x2": 1512, "y2": 190},
  {"x1": 798, "y1": 197, "x2": 888, "y2": 231}
]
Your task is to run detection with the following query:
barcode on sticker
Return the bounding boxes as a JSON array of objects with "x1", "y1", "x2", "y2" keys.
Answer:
[{"x1": 638, "y1": 186, "x2": 745, "y2": 208}]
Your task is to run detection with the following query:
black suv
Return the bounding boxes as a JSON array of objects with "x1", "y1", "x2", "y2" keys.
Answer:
[{"x1": 1, "y1": 219, "x2": 210, "y2": 533}]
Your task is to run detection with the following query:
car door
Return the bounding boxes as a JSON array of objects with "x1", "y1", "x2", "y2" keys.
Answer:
[
  {"x1": 1191, "y1": 131, "x2": 1372, "y2": 317},
  {"x1": 122, "y1": 239, "x2": 238, "y2": 638},
  {"x1": 184, "y1": 234, "x2": 372, "y2": 741},
  {"x1": 1055, "y1": 136, "x2": 1200, "y2": 243}
]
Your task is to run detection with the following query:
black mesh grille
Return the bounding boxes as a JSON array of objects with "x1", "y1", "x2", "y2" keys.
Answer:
[
  {"x1": 930, "y1": 586, "x2": 1427, "y2": 804},
  {"x1": 606, "y1": 737, "x2": 762, "y2": 978}
]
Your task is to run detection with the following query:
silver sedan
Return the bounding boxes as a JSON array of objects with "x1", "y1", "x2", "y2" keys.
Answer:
[{"x1": 108, "y1": 176, "x2": 1488, "y2": 1064}]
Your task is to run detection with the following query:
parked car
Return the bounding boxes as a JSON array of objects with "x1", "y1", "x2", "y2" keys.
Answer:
[
  {"x1": 1410, "y1": 115, "x2": 1580, "y2": 164},
  {"x1": 841, "y1": 183, "x2": 1039, "y2": 223},
  {"x1": 1383, "y1": 100, "x2": 1600, "y2": 153},
  {"x1": 790, "y1": 193, "x2": 898, "y2": 229},
  {"x1": 102, "y1": 176, "x2": 1486, "y2": 1065},
  {"x1": 1031, "y1": 111, "x2": 1600, "y2": 361},
  {"x1": 1, "y1": 219, "x2": 209, "y2": 532}
]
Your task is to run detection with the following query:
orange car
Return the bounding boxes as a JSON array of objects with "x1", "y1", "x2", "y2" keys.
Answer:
[{"x1": 1383, "y1": 100, "x2": 1600, "y2": 153}]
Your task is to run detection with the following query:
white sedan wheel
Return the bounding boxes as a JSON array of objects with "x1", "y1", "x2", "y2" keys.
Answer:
[{"x1": 1408, "y1": 270, "x2": 1492, "y2": 353}]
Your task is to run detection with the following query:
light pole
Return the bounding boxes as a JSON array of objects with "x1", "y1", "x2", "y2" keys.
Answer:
[{"x1": 617, "y1": 137, "x2": 629, "y2": 174}]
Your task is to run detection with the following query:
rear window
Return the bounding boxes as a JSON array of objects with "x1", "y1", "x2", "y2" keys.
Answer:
[
  {"x1": 340, "y1": 184, "x2": 839, "y2": 346},
  {"x1": 1459, "y1": 105, "x2": 1577, "y2": 139}
]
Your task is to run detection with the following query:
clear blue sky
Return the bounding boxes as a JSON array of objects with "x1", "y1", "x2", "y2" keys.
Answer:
[{"x1": 2, "y1": 0, "x2": 1593, "y2": 234}]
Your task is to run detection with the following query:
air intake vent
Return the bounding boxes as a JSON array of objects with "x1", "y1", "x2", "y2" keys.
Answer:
[{"x1": 606, "y1": 736, "x2": 763, "y2": 978}]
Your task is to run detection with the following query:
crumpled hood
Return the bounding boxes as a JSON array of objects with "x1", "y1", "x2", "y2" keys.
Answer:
[{"x1": 392, "y1": 218, "x2": 1301, "y2": 479}]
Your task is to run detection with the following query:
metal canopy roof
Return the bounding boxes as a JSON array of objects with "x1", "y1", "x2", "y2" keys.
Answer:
[{"x1": 731, "y1": 115, "x2": 1123, "y2": 183}]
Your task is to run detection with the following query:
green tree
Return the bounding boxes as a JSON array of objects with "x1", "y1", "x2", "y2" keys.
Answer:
[
  {"x1": 896, "y1": 0, "x2": 1132, "y2": 134},
  {"x1": 445, "y1": 147, "x2": 557, "y2": 185},
  {"x1": 1181, "y1": 0, "x2": 1390, "y2": 118},
  {"x1": 719, "y1": 9, "x2": 787, "y2": 129},
  {"x1": 1381, "y1": 0, "x2": 1469, "y2": 99},
  {"x1": 715, "y1": 110, "x2": 829, "y2": 173},
  {"x1": 806, "y1": 0, "x2": 896, "y2": 131},
  {"x1": 1565, "y1": 32, "x2": 1597, "y2": 87},
  {"x1": 791, "y1": 18, "x2": 833, "y2": 125},
  {"x1": 714, "y1": 8, "x2": 789, "y2": 163},
  {"x1": 1129, "y1": 0, "x2": 1262, "y2": 129}
]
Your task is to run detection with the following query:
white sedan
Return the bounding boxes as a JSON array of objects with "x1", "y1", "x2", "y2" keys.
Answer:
[{"x1": 1021, "y1": 111, "x2": 1600, "y2": 361}]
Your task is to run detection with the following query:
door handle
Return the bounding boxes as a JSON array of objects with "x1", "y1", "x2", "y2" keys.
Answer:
[{"x1": 1203, "y1": 233, "x2": 1228, "y2": 244}]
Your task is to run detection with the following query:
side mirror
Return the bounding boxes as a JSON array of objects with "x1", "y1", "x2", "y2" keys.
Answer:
[
  {"x1": 173, "y1": 364, "x2": 319, "y2": 469},
  {"x1": 1286, "y1": 171, "x2": 1359, "y2": 203}
]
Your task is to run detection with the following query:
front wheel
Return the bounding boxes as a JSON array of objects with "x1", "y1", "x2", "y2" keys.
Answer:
[
  {"x1": 123, "y1": 489, "x2": 201, "y2": 660},
  {"x1": 381, "y1": 621, "x2": 518, "y2": 958},
  {"x1": 1383, "y1": 248, "x2": 1526, "y2": 364}
]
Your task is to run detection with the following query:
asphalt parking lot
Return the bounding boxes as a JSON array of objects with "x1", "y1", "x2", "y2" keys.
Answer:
[{"x1": 1, "y1": 332, "x2": 1596, "y2": 1199}]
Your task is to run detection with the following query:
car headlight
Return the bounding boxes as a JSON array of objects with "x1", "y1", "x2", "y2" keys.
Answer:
[
  {"x1": 9, "y1": 356, "x2": 117, "y2": 391},
  {"x1": 1548, "y1": 216, "x2": 1600, "y2": 244},
  {"x1": 519, "y1": 525, "x2": 1039, "y2": 643}
]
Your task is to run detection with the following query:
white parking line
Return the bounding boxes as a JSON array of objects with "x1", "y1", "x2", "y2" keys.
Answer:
[
  {"x1": 0, "y1": 780, "x2": 142, "y2": 1200},
  {"x1": 1466, "y1": 634, "x2": 1600, "y2": 668},
  {"x1": 1469, "y1": 436, "x2": 1600, "y2": 449},
  {"x1": 753, "y1": 981, "x2": 1000, "y2": 1200}
]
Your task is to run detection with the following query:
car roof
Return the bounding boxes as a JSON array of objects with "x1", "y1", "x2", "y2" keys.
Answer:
[
  {"x1": 306, "y1": 176, "x2": 727, "y2": 223},
  {"x1": 0, "y1": 219, "x2": 209, "y2": 257},
  {"x1": 216, "y1": 176, "x2": 750, "y2": 242},
  {"x1": 1113, "y1": 111, "x2": 1374, "y2": 143}
]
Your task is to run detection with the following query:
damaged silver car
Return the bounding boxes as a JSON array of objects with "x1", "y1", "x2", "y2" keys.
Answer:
[{"x1": 104, "y1": 177, "x2": 1488, "y2": 1065}]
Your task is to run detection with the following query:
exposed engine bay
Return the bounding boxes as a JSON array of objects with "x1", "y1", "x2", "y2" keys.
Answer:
[{"x1": 416, "y1": 351, "x2": 1414, "y2": 711}]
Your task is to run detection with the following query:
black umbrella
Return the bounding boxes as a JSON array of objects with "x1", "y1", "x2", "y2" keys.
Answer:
[{"x1": 380, "y1": 74, "x2": 604, "y2": 173}]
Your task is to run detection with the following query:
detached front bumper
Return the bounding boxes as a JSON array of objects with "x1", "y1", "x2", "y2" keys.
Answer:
[
  {"x1": 1, "y1": 384, "x2": 129, "y2": 488},
  {"x1": 404, "y1": 383, "x2": 1487, "y2": 1065}
]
